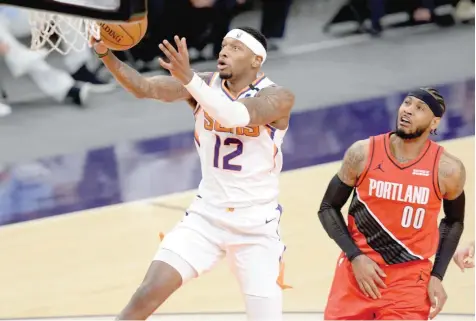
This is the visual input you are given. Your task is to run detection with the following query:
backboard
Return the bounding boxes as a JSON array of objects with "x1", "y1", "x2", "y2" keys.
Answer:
[{"x1": 0, "y1": 0, "x2": 146, "y2": 21}]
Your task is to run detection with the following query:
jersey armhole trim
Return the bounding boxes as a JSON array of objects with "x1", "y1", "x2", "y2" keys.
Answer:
[
  {"x1": 355, "y1": 137, "x2": 375, "y2": 187},
  {"x1": 193, "y1": 105, "x2": 201, "y2": 119},
  {"x1": 432, "y1": 146, "x2": 444, "y2": 200}
]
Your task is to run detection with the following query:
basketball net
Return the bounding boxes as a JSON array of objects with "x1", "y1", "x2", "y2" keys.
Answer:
[{"x1": 28, "y1": 11, "x2": 100, "y2": 55}]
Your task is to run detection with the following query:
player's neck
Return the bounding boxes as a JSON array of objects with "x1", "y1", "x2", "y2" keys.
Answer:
[
  {"x1": 224, "y1": 72, "x2": 261, "y2": 97},
  {"x1": 391, "y1": 135, "x2": 429, "y2": 162}
]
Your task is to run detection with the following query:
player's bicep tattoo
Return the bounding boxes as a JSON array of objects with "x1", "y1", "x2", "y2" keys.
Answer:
[
  {"x1": 239, "y1": 86, "x2": 295, "y2": 126},
  {"x1": 338, "y1": 141, "x2": 367, "y2": 186},
  {"x1": 439, "y1": 152, "x2": 466, "y2": 200}
]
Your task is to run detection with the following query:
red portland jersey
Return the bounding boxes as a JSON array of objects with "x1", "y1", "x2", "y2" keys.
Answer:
[{"x1": 348, "y1": 133, "x2": 444, "y2": 265}]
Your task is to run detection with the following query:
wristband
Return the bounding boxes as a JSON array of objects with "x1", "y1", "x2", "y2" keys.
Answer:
[{"x1": 94, "y1": 48, "x2": 110, "y2": 58}]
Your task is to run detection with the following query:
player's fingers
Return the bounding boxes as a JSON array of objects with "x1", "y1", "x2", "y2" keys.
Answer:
[
  {"x1": 372, "y1": 273, "x2": 387, "y2": 288},
  {"x1": 158, "y1": 44, "x2": 177, "y2": 64},
  {"x1": 430, "y1": 295, "x2": 445, "y2": 320},
  {"x1": 174, "y1": 35, "x2": 183, "y2": 54},
  {"x1": 363, "y1": 280, "x2": 379, "y2": 299},
  {"x1": 368, "y1": 280, "x2": 382, "y2": 299},
  {"x1": 454, "y1": 253, "x2": 466, "y2": 272},
  {"x1": 374, "y1": 264, "x2": 387, "y2": 278},
  {"x1": 429, "y1": 306, "x2": 441, "y2": 320},
  {"x1": 181, "y1": 37, "x2": 189, "y2": 60},
  {"x1": 362, "y1": 281, "x2": 375, "y2": 299},
  {"x1": 162, "y1": 39, "x2": 179, "y2": 58},
  {"x1": 357, "y1": 280, "x2": 369, "y2": 298},
  {"x1": 158, "y1": 57, "x2": 173, "y2": 71},
  {"x1": 464, "y1": 260, "x2": 475, "y2": 268},
  {"x1": 428, "y1": 289, "x2": 437, "y2": 309}
]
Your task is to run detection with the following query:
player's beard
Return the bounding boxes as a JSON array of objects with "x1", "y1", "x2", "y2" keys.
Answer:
[
  {"x1": 219, "y1": 71, "x2": 232, "y2": 80},
  {"x1": 394, "y1": 117, "x2": 429, "y2": 140}
]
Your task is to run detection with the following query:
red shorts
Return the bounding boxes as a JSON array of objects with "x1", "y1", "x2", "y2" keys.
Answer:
[{"x1": 324, "y1": 252, "x2": 432, "y2": 320}]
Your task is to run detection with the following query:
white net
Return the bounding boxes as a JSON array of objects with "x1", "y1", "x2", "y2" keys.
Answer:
[{"x1": 28, "y1": 11, "x2": 100, "y2": 55}]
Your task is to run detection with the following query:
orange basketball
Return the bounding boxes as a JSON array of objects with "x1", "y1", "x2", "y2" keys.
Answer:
[{"x1": 98, "y1": 17, "x2": 148, "y2": 51}]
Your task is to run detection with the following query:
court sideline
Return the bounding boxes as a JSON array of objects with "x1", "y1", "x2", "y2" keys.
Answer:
[{"x1": 12, "y1": 312, "x2": 476, "y2": 321}]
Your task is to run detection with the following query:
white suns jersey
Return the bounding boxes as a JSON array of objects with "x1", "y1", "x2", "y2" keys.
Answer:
[{"x1": 193, "y1": 72, "x2": 287, "y2": 208}]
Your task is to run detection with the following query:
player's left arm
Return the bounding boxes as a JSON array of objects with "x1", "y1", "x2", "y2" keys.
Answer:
[
  {"x1": 184, "y1": 74, "x2": 294, "y2": 128},
  {"x1": 432, "y1": 151, "x2": 467, "y2": 281},
  {"x1": 236, "y1": 86, "x2": 295, "y2": 127}
]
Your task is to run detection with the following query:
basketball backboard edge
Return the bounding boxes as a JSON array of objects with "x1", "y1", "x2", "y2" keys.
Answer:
[{"x1": 0, "y1": 0, "x2": 146, "y2": 21}]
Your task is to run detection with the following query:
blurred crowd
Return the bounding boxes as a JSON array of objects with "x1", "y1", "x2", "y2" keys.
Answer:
[
  {"x1": 0, "y1": 0, "x2": 473, "y2": 117},
  {"x1": 0, "y1": 0, "x2": 293, "y2": 117},
  {"x1": 121, "y1": 0, "x2": 293, "y2": 69}
]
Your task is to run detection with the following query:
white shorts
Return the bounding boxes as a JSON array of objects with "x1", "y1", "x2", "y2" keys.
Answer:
[{"x1": 154, "y1": 196, "x2": 286, "y2": 297}]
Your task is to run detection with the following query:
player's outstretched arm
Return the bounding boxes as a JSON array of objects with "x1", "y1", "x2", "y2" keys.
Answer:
[
  {"x1": 431, "y1": 151, "x2": 466, "y2": 280},
  {"x1": 92, "y1": 39, "x2": 212, "y2": 102},
  {"x1": 317, "y1": 140, "x2": 369, "y2": 261}
]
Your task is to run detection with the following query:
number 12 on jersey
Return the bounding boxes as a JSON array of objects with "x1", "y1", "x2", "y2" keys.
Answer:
[
  {"x1": 401, "y1": 205, "x2": 426, "y2": 229},
  {"x1": 213, "y1": 135, "x2": 243, "y2": 171}
]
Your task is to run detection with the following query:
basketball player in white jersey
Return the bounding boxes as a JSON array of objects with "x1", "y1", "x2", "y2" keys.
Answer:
[{"x1": 92, "y1": 26, "x2": 295, "y2": 320}]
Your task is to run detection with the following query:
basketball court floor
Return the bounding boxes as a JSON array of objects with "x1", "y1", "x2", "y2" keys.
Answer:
[
  {"x1": 0, "y1": 92, "x2": 474, "y2": 320},
  {"x1": 0, "y1": 135, "x2": 474, "y2": 321}
]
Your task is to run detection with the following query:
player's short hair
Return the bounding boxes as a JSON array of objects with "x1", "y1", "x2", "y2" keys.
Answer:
[
  {"x1": 236, "y1": 26, "x2": 268, "y2": 52},
  {"x1": 422, "y1": 87, "x2": 446, "y2": 115}
]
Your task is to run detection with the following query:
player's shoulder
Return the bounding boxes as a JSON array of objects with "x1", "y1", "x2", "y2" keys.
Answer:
[
  {"x1": 342, "y1": 139, "x2": 371, "y2": 173},
  {"x1": 257, "y1": 84, "x2": 294, "y2": 101},
  {"x1": 338, "y1": 139, "x2": 370, "y2": 186},
  {"x1": 346, "y1": 139, "x2": 371, "y2": 160},
  {"x1": 438, "y1": 149, "x2": 466, "y2": 199},
  {"x1": 438, "y1": 149, "x2": 466, "y2": 182}
]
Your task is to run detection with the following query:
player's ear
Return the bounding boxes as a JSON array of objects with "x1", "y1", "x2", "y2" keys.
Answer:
[
  {"x1": 252, "y1": 55, "x2": 262, "y2": 68},
  {"x1": 430, "y1": 117, "x2": 441, "y2": 132}
]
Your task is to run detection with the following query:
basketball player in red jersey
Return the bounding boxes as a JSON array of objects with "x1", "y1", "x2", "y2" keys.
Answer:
[{"x1": 318, "y1": 87, "x2": 466, "y2": 320}]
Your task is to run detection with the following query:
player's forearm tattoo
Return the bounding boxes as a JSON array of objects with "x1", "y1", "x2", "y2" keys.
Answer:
[
  {"x1": 103, "y1": 53, "x2": 153, "y2": 98},
  {"x1": 104, "y1": 53, "x2": 213, "y2": 102},
  {"x1": 338, "y1": 141, "x2": 366, "y2": 186}
]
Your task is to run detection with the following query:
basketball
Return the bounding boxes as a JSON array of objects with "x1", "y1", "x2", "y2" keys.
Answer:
[{"x1": 98, "y1": 17, "x2": 148, "y2": 51}]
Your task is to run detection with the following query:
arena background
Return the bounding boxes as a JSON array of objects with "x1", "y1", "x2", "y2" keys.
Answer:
[{"x1": 0, "y1": 0, "x2": 474, "y2": 320}]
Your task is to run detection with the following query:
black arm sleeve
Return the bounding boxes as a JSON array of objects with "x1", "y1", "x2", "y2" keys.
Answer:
[
  {"x1": 318, "y1": 174, "x2": 363, "y2": 261},
  {"x1": 431, "y1": 191, "x2": 466, "y2": 281}
]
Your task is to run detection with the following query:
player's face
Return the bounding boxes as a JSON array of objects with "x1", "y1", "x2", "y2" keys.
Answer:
[
  {"x1": 217, "y1": 38, "x2": 258, "y2": 80},
  {"x1": 395, "y1": 96, "x2": 440, "y2": 139}
]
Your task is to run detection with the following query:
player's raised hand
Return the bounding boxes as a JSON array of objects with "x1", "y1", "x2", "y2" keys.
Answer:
[
  {"x1": 428, "y1": 276, "x2": 447, "y2": 320},
  {"x1": 158, "y1": 36, "x2": 194, "y2": 85},
  {"x1": 351, "y1": 255, "x2": 387, "y2": 299},
  {"x1": 89, "y1": 36, "x2": 108, "y2": 56},
  {"x1": 453, "y1": 241, "x2": 475, "y2": 272}
]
